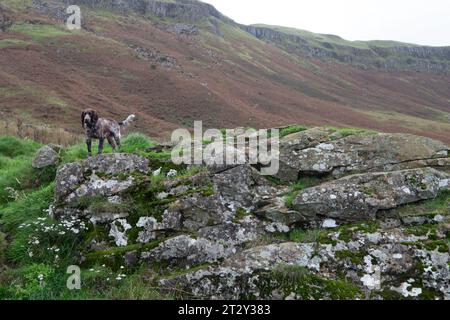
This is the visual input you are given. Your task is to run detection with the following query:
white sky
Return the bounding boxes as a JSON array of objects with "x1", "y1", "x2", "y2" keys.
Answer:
[{"x1": 201, "y1": 0, "x2": 450, "y2": 46}]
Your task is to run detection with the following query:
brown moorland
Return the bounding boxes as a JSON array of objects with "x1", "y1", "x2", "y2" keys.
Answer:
[{"x1": 0, "y1": 0, "x2": 449, "y2": 142}]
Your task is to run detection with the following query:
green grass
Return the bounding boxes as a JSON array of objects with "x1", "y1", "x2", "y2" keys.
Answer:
[
  {"x1": 396, "y1": 190, "x2": 450, "y2": 218},
  {"x1": 120, "y1": 133, "x2": 156, "y2": 154},
  {"x1": 337, "y1": 128, "x2": 377, "y2": 137},
  {"x1": 280, "y1": 125, "x2": 308, "y2": 138},
  {"x1": 0, "y1": 136, "x2": 55, "y2": 205},
  {"x1": 289, "y1": 229, "x2": 326, "y2": 243},
  {"x1": 0, "y1": 263, "x2": 169, "y2": 300},
  {"x1": 0, "y1": 183, "x2": 82, "y2": 267},
  {"x1": 0, "y1": 136, "x2": 40, "y2": 158},
  {"x1": 284, "y1": 193, "x2": 296, "y2": 209},
  {"x1": 10, "y1": 24, "x2": 73, "y2": 42},
  {"x1": 269, "y1": 264, "x2": 363, "y2": 300},
  {"x1": 0, "y1": 39, "x2": 31, "y2": 48},
  {"x1": 61, "y1": 133, "x2": 156, "y2": 163}
]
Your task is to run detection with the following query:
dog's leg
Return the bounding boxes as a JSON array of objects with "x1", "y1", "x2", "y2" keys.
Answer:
[
  {"x1": 114, "y1": 136, "x2": 121, "y2": 149},
  {"x1": 86, "y1": 138, "x2": 92, "y2": 157},
  {"x1": 98, "y1": 137, "x2": 105, "y2": 155},
  {"x1": 107, "y1": 136, "x2": 118, "y2": 153}
]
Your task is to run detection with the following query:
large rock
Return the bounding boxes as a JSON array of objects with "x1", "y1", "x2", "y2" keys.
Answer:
[
  {"x1": 276, "y1": 127, "x2": 340, "y2": 182},
  {"x1": 54, "y1": 153, "x2": 149, "y2": 209},
  {"x1": 292, "y1": 168, "x2": 449, "y2": 222},
  {"x1": 32, "y1": 145, "x2": 59, "y2": 169},
  {"x1": 158, "y1": 242, "x2": 318, "y2": 299},
  {"x1": 159, "y1": 222, "x2": 450, "y2": 299},
  {"x1": 212, "y1": 165, "x2": 280, "y2": 212},
  {"x1": 277, "y1": 131, "x2": 449, "y2": 182},
  {"x1": 141, "y1": 235, "x2": 232, "y2": 268}
]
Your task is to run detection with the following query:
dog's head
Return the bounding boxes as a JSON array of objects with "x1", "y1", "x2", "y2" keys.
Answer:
[{"x1": 81, "y1": 109, "x2": 99, "y2": 129}]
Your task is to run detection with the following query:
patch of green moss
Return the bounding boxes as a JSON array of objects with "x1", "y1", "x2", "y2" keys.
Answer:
[
  {"x1": 337, "y1": 221, "x2": 379, "y2": 243},
  {"x1": 233, "y1": 208, "x2": 250, "y2": 222},
  {"x1": 289, "y1": 228, "x2": 328, "y2": 243},
  {"x1": 263, "y1": 265, "x2": 363, "y2": 300},
  {"x1": 163, "y1": 263, "x2": 212, "y2": 280},
  {"x1": 263, "y1": 175, "x2": 285, "y2": 186},
  {"x1": 362, "y1": 187, "x2": 377, "y2": 196},
  {"x1": 404, "y1": 224, "x2": 438, "y2": 237},
  {"x1": 84, "y1": 240, "x2": 161, "y2": 270},
  {"x1": 335, "y1": 250, "x2": 365, "y2": 265},
  {"x1": 338, "y1": 228, "x2": 354, "y2": 243},
  {"x1": 423, "y1": 240, "x2": 449, "y2": 253}
]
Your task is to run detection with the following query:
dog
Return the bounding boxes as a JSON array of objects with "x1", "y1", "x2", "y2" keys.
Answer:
[{"x1": 81, "y1": 109, "x2": 136, "y2": 156}]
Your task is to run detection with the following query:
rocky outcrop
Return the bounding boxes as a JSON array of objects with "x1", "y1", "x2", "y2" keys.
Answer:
[
  {"x1": 52, "y1": 0, "x2": 235, "y2": 24},
  {"x1": 160, "y1": 221, "x2": 450, "y2": 299},
  {"x1": 0, "y1": 4, "x2": 13, "y2": 32},
  {"x1": 47, "y1": 128, "x2": 449, "y2": 300},
  {"x1": 32, "y1": 0, "x2": 72, "y2": 22},
  {"x1": 277, "y1": 129, "x2": 449, "y2": 182},
  {"x1": 292, "y1": 168, "x2": 449, "y2": 222},
  {"x1": 243, "y1": 25, "x2": 450, "y2": 74},
  {"x1": 32, "y1": 145, "x2": 59, "y2": 169}
]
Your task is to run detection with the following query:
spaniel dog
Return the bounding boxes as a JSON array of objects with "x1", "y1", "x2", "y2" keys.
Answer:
[{"x1": 81, "y1": 109, "x2": 136, "y2": 156}]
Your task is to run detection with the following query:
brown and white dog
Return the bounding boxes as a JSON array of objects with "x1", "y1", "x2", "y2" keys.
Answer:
[{"x1": 81, "y1": 109, "x2": 136, "y2": 156}]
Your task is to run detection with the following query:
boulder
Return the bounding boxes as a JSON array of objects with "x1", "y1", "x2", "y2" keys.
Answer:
[
  {"x1": 158, "y1": 242, "x2": 317, "y2": 299},
  {"x1": 32, "y1": 145, "x2": 59, "y2": 169},
  {"x1": 164, "y1": 193, "x2": 232, "y2": 232},
  {"x1": 277, "y1": 131, "x2": 449, "y2": 182},
  {"x1": 197, "y1": 218, "x2": 260, "y2": 247},
  {"x1": 212, "y1": 165, "x2": 280, "y2": 212},
  {"x1": 292, "y1": 168, "x2": 449, "y2": 222},
  {"x1": 54, "y1": 154, "x2": 149, "y2": 217},
  {"x1": 141, "y1": 235, "x2": 231, "y2": 268},
  {"x1": 276, "y1": 127, "x2": 338, "y2": 181}
]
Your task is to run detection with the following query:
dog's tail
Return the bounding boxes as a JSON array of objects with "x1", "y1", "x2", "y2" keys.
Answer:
[{"x1": 119, "y1": 114, "x2": 136, "y2": 127}]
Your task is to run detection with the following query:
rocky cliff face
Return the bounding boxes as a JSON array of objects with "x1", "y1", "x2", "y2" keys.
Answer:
[
  {"x1": 244, "y1": 25, "x2": 450, "y2": 74},
  {"x1": 55, "y1": 0, "x2": 234, "y2": 24},
  {"x1": 0, "y1": 4, "x2": 13, "y2": 31},
  {"x1": 44, "y1": 128, "x2": 450, "y2": 299}
]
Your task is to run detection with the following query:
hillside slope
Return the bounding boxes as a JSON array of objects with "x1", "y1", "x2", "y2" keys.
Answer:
[{"x1": 0, "y1": 0, "x2": 449, "y2": 142}]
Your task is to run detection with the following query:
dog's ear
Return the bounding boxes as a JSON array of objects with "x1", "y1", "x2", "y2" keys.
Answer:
[
  {"x1": 91, "y1": 110, "x2": 99, "y2": 124},
  {"x1": 81, "y1": 111, "x2": 86, "y2": 128}
]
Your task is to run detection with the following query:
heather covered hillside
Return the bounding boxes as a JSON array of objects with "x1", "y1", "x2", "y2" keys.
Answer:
[{"x1": 0, "y1": 0, "x2": 449, "y2": 143}]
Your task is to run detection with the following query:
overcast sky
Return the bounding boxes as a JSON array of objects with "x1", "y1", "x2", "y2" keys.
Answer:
[{"x1": 201, "y1": 0, "x2": 450, "y2": 46}]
